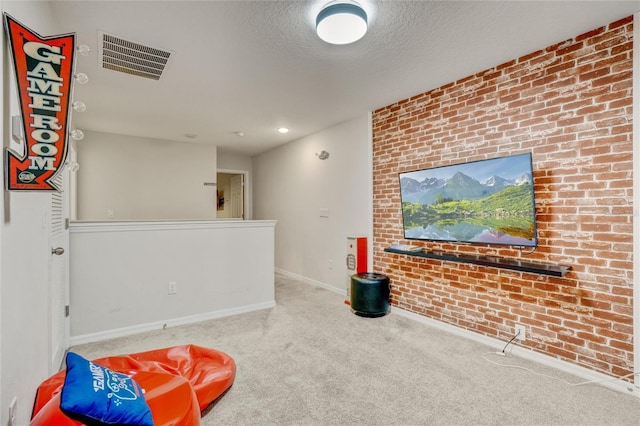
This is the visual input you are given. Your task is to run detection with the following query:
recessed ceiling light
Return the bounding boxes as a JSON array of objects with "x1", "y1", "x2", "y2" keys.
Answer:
[
  {"x1": 233, "y1": 131, "x2": 245, "y2": 137},
  {"x1": 184, "y1": 133, "x2": 198, "y2": 139},
  {"x1": 277, "y1": 127, "x2": 290, "y2": 134}
]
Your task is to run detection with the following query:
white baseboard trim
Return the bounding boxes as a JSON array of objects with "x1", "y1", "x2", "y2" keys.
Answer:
[
  {"x1": 391, "y1": 307, "x2": 638, "y2": 397},
  {"x1": 278, "y1": 268, "x2": 639, "y2": 398},
  {"x1": 275, "y1": 268, "x2": 347, "y2": 296},
  {"x1": 69, "y1": 300, "x2": 276, "y2": 346}
]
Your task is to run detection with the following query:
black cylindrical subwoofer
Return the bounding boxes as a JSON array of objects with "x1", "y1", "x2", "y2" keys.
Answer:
[{"x1": 350, "y1": 273, "x2": 390, "y2": 317}]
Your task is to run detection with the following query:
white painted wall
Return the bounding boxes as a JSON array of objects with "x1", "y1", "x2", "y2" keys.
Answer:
[
  {"x1": 217, "y1": 151, "x2": 252, "y2": 172},
  {"x1": 69, "y1": 220, "x2": 276, "y2": 342},
  {"x1": 0, "y1": 0, "x2": 4, "y2": 417},
  {"x1": 253, "y1": 114, "x2": 373, "y2": 293},
  {"x1": 1, "y1": 2, "x2": 59, "y2": 424},
  {"x1": 76, "y1": 130, "x2": 218, "y2": 220}
]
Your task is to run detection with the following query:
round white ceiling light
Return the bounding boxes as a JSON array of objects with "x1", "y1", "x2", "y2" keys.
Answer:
[{"x1": 316, "y1": 1, "x2": 368, "y2": 45}]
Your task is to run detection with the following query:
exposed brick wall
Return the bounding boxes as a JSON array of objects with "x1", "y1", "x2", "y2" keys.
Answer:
[{"x1": 372, "y1": 16, "x2": 634, "y2": 379}]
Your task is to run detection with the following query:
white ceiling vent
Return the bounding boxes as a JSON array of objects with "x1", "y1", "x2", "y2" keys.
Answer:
[{"x1": 98, "y1": 31, "x2": 173, "y2": 80}]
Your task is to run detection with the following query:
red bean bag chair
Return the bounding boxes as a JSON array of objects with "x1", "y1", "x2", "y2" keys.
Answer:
[{"x1": 30, "y1": 344, "x2": 236, "y2": 426}]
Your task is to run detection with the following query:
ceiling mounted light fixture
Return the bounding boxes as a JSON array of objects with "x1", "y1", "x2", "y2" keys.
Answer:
[{"x1": 316, "y1": 1, "x2": 368, "y2": 45}]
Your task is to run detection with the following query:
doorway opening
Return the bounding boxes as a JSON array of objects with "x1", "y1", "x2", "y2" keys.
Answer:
[{"x1": 216, "y1": 170, "x2": 247, "y2": 219}]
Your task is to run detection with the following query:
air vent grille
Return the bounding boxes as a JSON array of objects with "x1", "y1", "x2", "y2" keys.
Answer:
[{"x1": 99, "y1": 32, "x2": 173, "y2": 80}]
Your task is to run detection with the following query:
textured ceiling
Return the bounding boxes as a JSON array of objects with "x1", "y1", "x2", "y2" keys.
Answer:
[{"x1": 33, "y1": 1, "x2": 640, "y2": 156}]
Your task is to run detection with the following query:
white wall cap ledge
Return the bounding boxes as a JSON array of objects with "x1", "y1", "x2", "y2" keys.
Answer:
[{"x1": 70, "y1": 219, "x2": 277, "y2": 233}]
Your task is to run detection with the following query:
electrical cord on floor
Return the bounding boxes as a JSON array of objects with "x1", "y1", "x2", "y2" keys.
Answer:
[
  {"x1": 496, "y1": 330, "x2": 520, "y2": 355},
  {"x1": 482, "y1": 331, "x2": 639, "y2": 387}
]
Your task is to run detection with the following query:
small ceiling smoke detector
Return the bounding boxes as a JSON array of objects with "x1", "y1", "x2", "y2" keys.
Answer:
[{"x1": 99, "y1": 31, "x2": 174, "y2": 80}]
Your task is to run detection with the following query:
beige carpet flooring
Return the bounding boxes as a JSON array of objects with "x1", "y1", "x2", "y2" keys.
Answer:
[{"x1": 71, "y1": 272, "x2": 640, "y2": 425}]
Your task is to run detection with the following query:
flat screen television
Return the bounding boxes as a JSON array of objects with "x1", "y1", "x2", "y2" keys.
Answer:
[{"x1": 398, "y1": 153, "x2": 537, "y2": 247}]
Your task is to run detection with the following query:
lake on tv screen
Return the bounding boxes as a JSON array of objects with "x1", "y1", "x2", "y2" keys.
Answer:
[{"x1": 404, "y1": 221, "x2": 535, "y2": 246}]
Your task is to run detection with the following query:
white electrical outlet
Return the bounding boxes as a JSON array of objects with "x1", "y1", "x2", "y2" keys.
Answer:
[
  {"x1": 515, "y1": 324, "x2": 526, "y2": 341},
  {"x1": 168, "y1": 281, "x2": 177, "y2": 295},
  {"x1": 8, "y1": 397, "x2": 17, "y2": 426}
]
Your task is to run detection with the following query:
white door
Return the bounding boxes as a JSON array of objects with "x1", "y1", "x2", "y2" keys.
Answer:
[
  {"x1": 49, "y1": 170, "x2": 70, "y2": 373},
  {"x1": 230, "y1": 174, "x2": 244, "y2": 219}
]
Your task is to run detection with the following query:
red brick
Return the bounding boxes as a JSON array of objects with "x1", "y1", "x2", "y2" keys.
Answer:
[
  {"x1": 609, "y1": 15, "x2": 633, "y2": 29},
  {"x1": 576, "y1": 26, "x2": 605, "y2": 42},
  {"x1": 371, "y1": 16, "x2": 633, "y2": 380}
]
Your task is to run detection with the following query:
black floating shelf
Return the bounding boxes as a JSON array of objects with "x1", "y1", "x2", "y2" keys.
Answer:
[{"x1": 384, "y1": 248, "x2": 570, "y2": 277}]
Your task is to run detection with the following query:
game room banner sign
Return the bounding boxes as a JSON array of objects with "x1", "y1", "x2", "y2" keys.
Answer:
[{"x1": 4, "y1": 14, "x2": 76, "y2": 191}]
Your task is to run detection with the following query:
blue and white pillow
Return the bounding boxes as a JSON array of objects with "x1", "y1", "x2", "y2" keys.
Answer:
[{"x1": 60, "y1": 352, "x2": 154, "y2": 425}]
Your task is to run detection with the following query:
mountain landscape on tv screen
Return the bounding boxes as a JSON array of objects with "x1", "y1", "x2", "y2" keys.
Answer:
[
  {"x1": 400, "y1": 171, "x2": 532, "y2": 205},
  {"x1": 400, "y1": 163, "x2": 536, "y2": 246}
]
